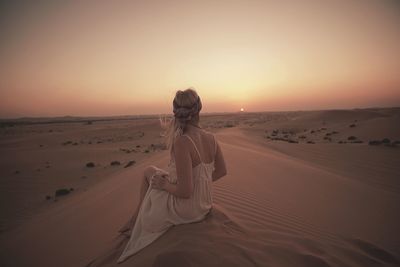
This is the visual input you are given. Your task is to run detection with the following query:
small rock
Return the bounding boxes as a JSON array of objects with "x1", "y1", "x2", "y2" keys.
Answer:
[
  {"x1": 349, "y1": 124, "x2": 356, "y2": 128},
  {"x1": 348, "y1": 136, "x2": 357, "y2": 141},
  {"x1": 45, "y1": 195, "x2": 52, "y2": 200},
  {"x1": 86, "y1": 162, "x2": 95, "y2": 168}
]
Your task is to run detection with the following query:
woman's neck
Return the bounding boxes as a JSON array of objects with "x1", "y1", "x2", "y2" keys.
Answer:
[{"x1": 186, "y1": 122, "x2": 202, "y2": 131}]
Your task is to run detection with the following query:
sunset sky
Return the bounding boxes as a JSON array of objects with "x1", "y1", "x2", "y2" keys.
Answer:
[{"x1": 1, "y1": 0, "x2": 399, "y2": 118}]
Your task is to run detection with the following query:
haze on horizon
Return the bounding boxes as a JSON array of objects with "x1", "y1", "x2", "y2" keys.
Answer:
[{"x1": 1, "y1": 0, "x2": 399, "y2": 119}]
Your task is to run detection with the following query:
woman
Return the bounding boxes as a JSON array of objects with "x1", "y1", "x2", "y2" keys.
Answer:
[{"x1": 117, "y1": 88, "x2": 227, "y2": 263}]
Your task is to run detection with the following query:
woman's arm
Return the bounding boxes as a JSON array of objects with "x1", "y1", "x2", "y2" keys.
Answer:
[
  {"x1": 212, "y1": 141, "x2": 227, "y2": 182},
  {"x1": 151, "y1": 136, "x2": 193, "y2": 198}
]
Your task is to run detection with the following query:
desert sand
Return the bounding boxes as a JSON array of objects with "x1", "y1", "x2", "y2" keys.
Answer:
[{"x1": 0, "y1": 108, "x2": 399, "y2": 267}]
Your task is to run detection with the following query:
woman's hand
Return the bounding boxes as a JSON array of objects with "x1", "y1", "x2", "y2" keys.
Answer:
[{"x1": 150, "y1": 174, "x2": 168, "y2": 190}]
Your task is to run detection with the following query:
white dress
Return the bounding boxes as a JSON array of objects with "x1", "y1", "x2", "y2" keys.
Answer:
[{"x1": 117, "y1": 134, "x2": 216, "y2": 263}]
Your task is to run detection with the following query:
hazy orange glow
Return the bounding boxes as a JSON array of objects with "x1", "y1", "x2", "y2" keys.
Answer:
[{"x1": 1, "y1": 0, "x2": 399, "y2": 118}]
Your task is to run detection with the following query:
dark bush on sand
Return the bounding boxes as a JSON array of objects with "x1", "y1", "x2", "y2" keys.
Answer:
[
  {"x1": 124, "y1": 160, "x2": 136, "y2": 168},
  {"x1": 55, "y1": 188, "x2": 71, "y2": 197},
  {"x1": 348, "y1": 136, "x2": 357, "y2": 141},
  {"x1": 86, "y1": 162, "x2": 95, "y2": 168},
  {"x1": 369, "y1": 140, "x2": 382, "y2": 146},
  {"x1": 111, "y1": 161, "x2": 121, "y2": 166}
]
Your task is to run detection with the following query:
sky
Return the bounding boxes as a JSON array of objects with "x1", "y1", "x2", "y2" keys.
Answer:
[{"x1": 1, "y1": 0, "x2": 399, "y2": 118}]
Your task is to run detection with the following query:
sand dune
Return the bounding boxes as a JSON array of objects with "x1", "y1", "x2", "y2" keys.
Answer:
[{"x1": 0, "y1": 109, "x2": 399, "y2": 266}]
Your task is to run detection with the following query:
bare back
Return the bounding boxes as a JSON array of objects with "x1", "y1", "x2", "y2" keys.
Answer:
[{"x1": 173, "y1": 126, "x2": 227, "y2": 183}]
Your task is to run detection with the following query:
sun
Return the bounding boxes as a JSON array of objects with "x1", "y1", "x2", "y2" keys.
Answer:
[{"x1": 240, "y1": 108, "x2": 244, "y2": 112}]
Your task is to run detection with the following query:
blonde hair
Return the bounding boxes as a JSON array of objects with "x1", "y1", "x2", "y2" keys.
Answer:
[{"x1": 164, "y1": 88, "x2": 202, "y2": 150}]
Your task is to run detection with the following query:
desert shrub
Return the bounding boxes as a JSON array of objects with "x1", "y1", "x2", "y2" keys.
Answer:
[
  {"x1": 124, "y1": 160, "x2": 136, "y2": 168},
  {"x1": 55, "y1": 188, "x2": 70, "y2": 197},
  {"x1": 369, "y1": 140, "x2": 381, "y2": 146},
  {"x1": 86, "y1": 162, "x2": 95, "y2": 168}
]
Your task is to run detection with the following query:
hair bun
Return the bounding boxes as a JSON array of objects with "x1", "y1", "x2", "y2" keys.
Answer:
[{"x1": 173, "y1": 95, "x2": 201, "y2": 121}]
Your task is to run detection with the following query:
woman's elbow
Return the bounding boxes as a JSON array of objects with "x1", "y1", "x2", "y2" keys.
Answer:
[
  {"x1": 179, "y1": 190, "x2": 192, "y2": 199},
  {"x1": 180, "y1": 193, "x2": 191, "y2": 199},
  {"x1": 179, "y1": 186, "x2": 193, "y2": 199},
  {"x1": 218, "y1": 168, "x2": 228, "y2": 178},
  {"x1": 222, "y1": 168, "x2": 227, "y2": 177}
]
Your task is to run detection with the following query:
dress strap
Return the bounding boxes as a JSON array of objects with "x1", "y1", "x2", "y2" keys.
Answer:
[
  {"x1": 182, "y1": 135, "x2": 202, "y2": 162},
  {"x1": 213, "y1": 134, "x2": 217, "y2": 155}
]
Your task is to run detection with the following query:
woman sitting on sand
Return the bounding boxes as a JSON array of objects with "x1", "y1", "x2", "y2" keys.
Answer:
[{"x1": 117, "y1": 88, "x2": 227, "y2": 263}]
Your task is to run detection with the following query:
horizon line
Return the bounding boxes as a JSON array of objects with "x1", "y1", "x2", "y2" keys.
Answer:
[{"x1": 1, "y1": 105, "x2": 399, "y2": 123}]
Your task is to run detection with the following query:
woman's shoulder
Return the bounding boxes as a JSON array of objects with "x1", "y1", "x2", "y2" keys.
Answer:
[{"x1": 200, "y1": 129, "x2": 215, "y2": 138}]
